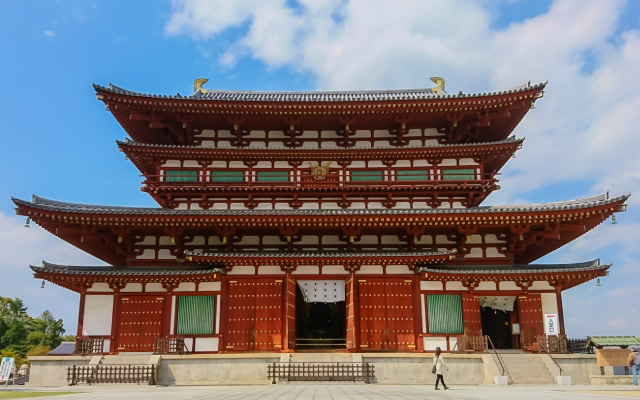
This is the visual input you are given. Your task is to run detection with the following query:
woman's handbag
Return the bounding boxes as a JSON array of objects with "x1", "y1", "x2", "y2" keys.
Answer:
[{"x1": 431, "y1": 364, "x2": 437, "y2": 374}]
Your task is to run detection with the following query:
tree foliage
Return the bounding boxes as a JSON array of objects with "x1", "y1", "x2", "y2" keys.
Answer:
[{"x1": 0, "y1": 296, "x2": 67, "y2": 366}]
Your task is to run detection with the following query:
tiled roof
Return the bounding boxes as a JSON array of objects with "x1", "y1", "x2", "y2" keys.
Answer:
[
  {"x1": 31, "y1": 261, "x2": 223, "y2": 276},
  {"x1": 418, "y1": 259, "x2": 610, "y2": 275},
  {"x1": 94, "y1": 82, "x2": 546, "y2": 103},
  {"x1": 117, "y1": 136, "x2": 524, "y2": 151},
  {"x1": 48, "y1": 342, "x2": 76, "y2": 355},
  {"x1": 586, "y1": 336, "x2": 639, "y2": 348},
  {"x1": 12, "y1": 192, "x2": 629, "y2": 216},
  {"x1": 184, "y1": 249, "x2": 455, "y2": 259}
]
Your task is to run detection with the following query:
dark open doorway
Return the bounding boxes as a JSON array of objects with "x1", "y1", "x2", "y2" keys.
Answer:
[
  {"x1": 295, "y1": 283, "x2": 346, "y2": 350},
  {"x1": 481, "y1": 307, "x2": 513, "y2": 349}
]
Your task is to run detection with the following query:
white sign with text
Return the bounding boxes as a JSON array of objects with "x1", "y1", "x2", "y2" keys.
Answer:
[
  {"x1": 0, "y1": 357, "x2": 15, "y2": 382},
  {"x1": 544, "y1": 314, "x2": 559, "y2": 336}
]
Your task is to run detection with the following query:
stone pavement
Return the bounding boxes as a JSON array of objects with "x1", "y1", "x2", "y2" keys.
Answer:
[{"x1": 1, "y1": 384, "x2": 640, "y2": 400}]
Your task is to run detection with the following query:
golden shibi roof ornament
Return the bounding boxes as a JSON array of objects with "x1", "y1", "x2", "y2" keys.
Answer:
[
  {"x1": 194, "y1": 78, "x2": 209, "y2": 93},
  {"x1": 430, "y1": 77, "x2": 445, "y2": 93}
]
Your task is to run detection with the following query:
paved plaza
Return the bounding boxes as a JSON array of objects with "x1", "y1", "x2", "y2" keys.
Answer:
[{"x1": 2, "y1": 384, "x2": 640, "y2": 400}]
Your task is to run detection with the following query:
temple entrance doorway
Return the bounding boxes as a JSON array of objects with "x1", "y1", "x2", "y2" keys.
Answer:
[
  {"x1": 295, "y1": 280, "x2": 346, "y2": 350},
  {"x1": 480, "y1": 296, "x2": 517, "y2": 349}
]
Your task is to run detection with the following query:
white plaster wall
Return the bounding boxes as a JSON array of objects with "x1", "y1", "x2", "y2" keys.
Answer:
[
  {"x1": 82, "y1": 295, "x2": 113, "y2": 336},
  {"x1": 157, "y1": 249, "x2": 177, "y2": 260},
  {"x1": 386, "y1": 265, "x2": 412, "y2": 274},
  {"x1": 423, "y1": 337, "x2": 448, "y2": 351},
  {"x1": 381, "y1": 235, "x2": 403, "y2": 244},
  {"x1": 499, "y1": 281, "x2": 520, "y2": 291},
  {"x1": 170, "y1": 296, "x2": 176, "y2": 335},
  {"x1": 138, "y1": 236, "x2": 157, "y2": 245},
  {"x1": 436, "y1": 235, "x2": 456, "y2": 244},
  {"x1": 485, "y1": 248, "x2": 505, "y2": 258},
  {"x1": 121, "y1": 283, "x2": 143, "y2": 293},
  {"x1": 216, "y1": 294, "x2": 221, "y2": 334},
  {"x1": 541, "y1": 292, "x2": 559, "y2": 315},
  {"x1": 136, "y1": 249, "x2": 156, "y2": 260},
  {"x1": 162, "y1": 160, "x2": 181, "y2": 167},
  {"x1": 322, "y1": 265, "x2": 349, "y2": 275},
  {"x1": 175, "y1": 282, "x2": 197, "y2": 292},
  {"x1": 484, "y1": 234, "x2": 504, "y2": 244},
  {"x1": 445, "y1": 281, "x2": 465, "y2": 291},
  {"x1": 530, "y1": 281, "x2": 553, "y2": 290},
  {"x1": 421, "y1": 294, "x2": 427, "y2": 333},
  {"x1": 421, "y1": 281, "x2": 443, "y2": 290},
  {"x1": 466, "y1": 248, "x2": 484, "y2": 258},
  {"x1": 258, "y1": 265, "x2": 286, "y2": 275},
  {"x1": 187, "y1": 236, "x2": 206, "y2": 245},
  {"x1": 199, "y1": 282, "x2": 222, "y2": 291},
  {"x1": 194, "y1": 337, "x2": 219, "y2": 352},
  {"x1": 228, "y1": 266, "x2": 256, "y2": 275},
  {"x1": 357, "y1": 265, "x2": 383, "y2": 274},
  {"x1": 475, "y1": 281, "x2": 496, "y2": 291},
  {"x1": 87, "y1": 283, "x2": 112, "y2": 293},
  {"x1": 292, "y1": 265, "x2": 319, "y2": 275},
  {"x1": 145, "y1": 283, "x2": 166, "y2": 292}
]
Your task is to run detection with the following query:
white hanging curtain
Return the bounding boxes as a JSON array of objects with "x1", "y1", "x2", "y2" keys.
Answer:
[
  {"x1": 479, "y1": 296, "x2": 516, "y2": 312},
  {"x1": 297, "y1": 280, "x2": 346, "y2": 303}
]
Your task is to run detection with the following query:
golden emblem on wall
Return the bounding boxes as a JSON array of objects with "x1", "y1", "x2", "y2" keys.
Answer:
[{"x1": 309, "y1": 162, "x2": 333, "y2": 181}]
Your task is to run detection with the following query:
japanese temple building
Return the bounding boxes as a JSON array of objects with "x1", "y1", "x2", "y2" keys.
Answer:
[{"x1": 13, "y1": 78, "x2": 628, "y2": 355}]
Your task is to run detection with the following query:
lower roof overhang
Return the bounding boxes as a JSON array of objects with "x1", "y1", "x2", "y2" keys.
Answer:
[
  {"x1": 31, "y1": 261, "x2": 224, "y2": 293},
  {"x1": 417, "y1": 259, "x2": 609, "y2": 291}
]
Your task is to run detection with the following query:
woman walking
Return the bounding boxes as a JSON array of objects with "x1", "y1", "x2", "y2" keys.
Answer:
[{"x1": 433, "y1": 347, "x2": 449, "y2": 390}]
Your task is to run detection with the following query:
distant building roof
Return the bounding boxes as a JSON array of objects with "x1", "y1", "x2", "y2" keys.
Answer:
[
  {"x1": 48, "y1": 342, "x2": 76, "y2": 355},
  {"x1": 586, "y1": 336, "x2": 640, "y2": 348}
]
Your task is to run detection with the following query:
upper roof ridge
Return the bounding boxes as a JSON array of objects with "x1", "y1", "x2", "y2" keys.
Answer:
[{"x1": 95, "y1": 81, "x2": 547, "y2": 102}]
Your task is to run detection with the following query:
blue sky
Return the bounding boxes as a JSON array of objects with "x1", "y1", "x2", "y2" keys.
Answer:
[{"x1": 1, "y1": 0, "x2": 639, "y2": 339}]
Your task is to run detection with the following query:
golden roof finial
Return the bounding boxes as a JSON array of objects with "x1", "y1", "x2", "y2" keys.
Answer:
[
  {"x1": 430, "y1": 77, "x2": 445, "y2": 93},
  {"x1": 194, "y1": 78, "x2": 209, "y2": 93}
]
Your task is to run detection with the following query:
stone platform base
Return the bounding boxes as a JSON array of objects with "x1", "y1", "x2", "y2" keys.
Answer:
[{"x1": 27, "y1": 353, "x2": 601, "y2": 387}]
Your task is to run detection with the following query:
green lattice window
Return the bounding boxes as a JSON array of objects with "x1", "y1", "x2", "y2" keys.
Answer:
[
  {"x1": 165, "y1": 170, "x2": 198, "y2": 182},
  {"x1": 211, "y1": 170, "x2": 244, "y2": 182},
  {"x1": 396, "y1": 169, "x2": 430, "y2": 181},
  {"x1": 441, "y1": 168, "x2": 476, "y2": 181},
  {"x1": 350, "y1": 170, "x2": 384, "y2": 182},
  {"x1": 256, "y1": 170, "x2": 289, "y2": 182},
  {"x1": 427, "y1": 294, "x2": 463, "y2": 334},
  {"x1": 176, "y1": 296, "x2": 215, "y2": 335}
]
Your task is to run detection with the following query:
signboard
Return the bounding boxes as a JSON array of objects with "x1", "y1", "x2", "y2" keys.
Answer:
[
  {"x1": 544, "y1": 314, "x2": 559, "y2": 336},
  {"x1": 0, "y1": 357, "x2": 15, "y2": 383}
]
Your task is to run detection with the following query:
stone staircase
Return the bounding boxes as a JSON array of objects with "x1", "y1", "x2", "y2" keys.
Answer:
[
  {"x1": 498, "y1": 353, "x2": 555, "y2": 384},
  {"x1": 287, "y1": 353, "x2": 361, "y2": 363},
  {"x1": 99, "y1": 354, "x2": 156, "y2": 365}
]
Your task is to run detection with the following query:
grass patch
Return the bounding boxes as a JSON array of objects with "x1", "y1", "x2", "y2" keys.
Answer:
[{"x1": 0, "y1": 392, "x2": 79, "y2": 399}]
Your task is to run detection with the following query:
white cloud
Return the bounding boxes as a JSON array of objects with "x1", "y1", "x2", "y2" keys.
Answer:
[
  {"x1": 165, "y1": 0, "x2": 639, "y2": 206},
  {"x1": 0, "y1": 212, "x2": 104, "y2": 332},
  {"x1": 44, "y1": 30, "x2": 55, "y2": 38}
]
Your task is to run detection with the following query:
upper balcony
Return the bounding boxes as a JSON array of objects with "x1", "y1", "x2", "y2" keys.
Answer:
[{"x1": 142, "y1": 166, "x2": 499, "y2": 209}]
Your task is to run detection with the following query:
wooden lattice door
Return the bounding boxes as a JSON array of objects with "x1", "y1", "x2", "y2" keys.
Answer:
[
  {"x1": 225, "y1": 278, "x2": 283, "y2": 351},
  {"x1": 116, "y1": 295, "x2": 164, "y2": 352},
  {"x1": 358, "y1": 278, "x2": 416, "y2": 350}
]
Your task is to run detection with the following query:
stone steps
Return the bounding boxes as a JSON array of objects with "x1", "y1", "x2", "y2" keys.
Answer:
[{"x1": 499, "y1": 354, "x2": 554, "y2": 384}]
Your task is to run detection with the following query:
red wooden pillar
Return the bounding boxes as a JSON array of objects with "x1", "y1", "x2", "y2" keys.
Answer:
[
  {"x1": 345, "y1": 272, "x2": 358, "y2": 351},
  {"x1": 412, "y1": 276, "x2": 424, "y2": 351},
  {"x1": 109, "y1": 290, "x2": 121, "y2": 354},
  {"x1": 76, "y1": 291, "x2": 86, "y2": 337},
  {"x1": 283, "y1": 272, "x2": 296, "y2": 352},
  {"x1": 555, "y1": 284, "x2": 565, "y2": 335}
]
